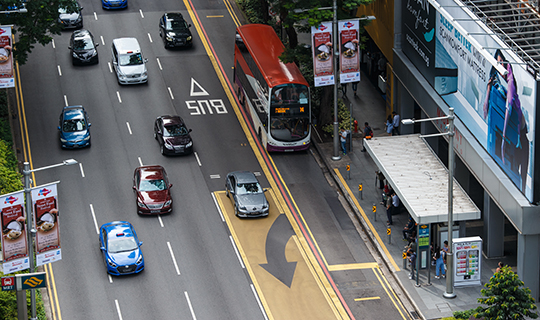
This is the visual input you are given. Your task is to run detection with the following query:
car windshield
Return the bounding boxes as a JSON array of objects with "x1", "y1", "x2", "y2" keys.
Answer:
[
  {"x1": 62, "y1": 119, "x2": 86, "y2": 132},
  {"x1": 73, "y1": 38, "x2": 93, "y2": 50},
  {"x1": 166, "y1": 19, "x2": 188, "y2": 31},
  {"x1": 139, "y1": 179, "x2": 166, "y2": 192},
  {"x1": 236, "y1": 182, "x2": 262, "y2": 195},
  {"x1": 163, "y1": 124, "x2": 188, "y2": 137},
  {"x1": 108, "y1": 237, "x2": 138, "y2": 253},
  {"x1": 58, "y1": 3, "x2": 79, "y2": 14},
  {"x1": 118, "y1": 53, "x2": 143, "y2": 66}
]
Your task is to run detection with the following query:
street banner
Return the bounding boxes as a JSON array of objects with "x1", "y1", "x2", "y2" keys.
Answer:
[
  {"x1": 311, "y1": 22, "x2": 335, "y2": 87},
  {"x1": 1, "y1": 191, "x2": 30, "y2": 274},
  {"x1": 32, "y1": 183, "x2": 62, "y2": 266},
  {"x1": 339, "y1": 20, "x2": 360, "y2": 84},
  {"x1": 0, "y1": 26, "x2": 15, "y2": 88}
]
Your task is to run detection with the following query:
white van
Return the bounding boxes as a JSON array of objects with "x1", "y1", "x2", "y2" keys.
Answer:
[{"x1": 111, "y1": 38, "x2": 148, "y2": 84}]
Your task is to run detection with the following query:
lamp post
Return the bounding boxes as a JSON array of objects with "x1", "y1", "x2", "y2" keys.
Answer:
[
  {"x1": 401, "y1": 107, "x2": 456, "y2": 298},
  {"x1": 23, "y1": 159, "x2": 78, "y2": 320}
]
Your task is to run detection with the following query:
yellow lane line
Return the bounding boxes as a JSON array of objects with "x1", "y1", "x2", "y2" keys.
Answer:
[
  {"x1": 206, "y1": 15, "x2": 224, "y2": 18},
  {"x1": 334, "y1": 168, "x2": 400, "y2": 271},
  {"x1": 372, "y1": 267, "x2": 411, "y2": 320},
  {"x1": 327, "y1": 262, "x2": 379, "y2": 271},
  {"x1": 223, "y1": 0, "x2": 241, "y2": 27},
  {"x1": 354, "y1": 297, "x2": 380, "y2": 301}
]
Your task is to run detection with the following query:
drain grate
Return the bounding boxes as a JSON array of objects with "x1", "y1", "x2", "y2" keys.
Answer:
[{"x1": 410, "y1": 311, "x2": 420, "y2": 319}]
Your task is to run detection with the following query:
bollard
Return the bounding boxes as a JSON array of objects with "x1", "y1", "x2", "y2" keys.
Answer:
[
  {"x1": 347, "y1": 164, "x2": 351, "y2": 180},
  {"x1": 403, "y1": 250, "x2": 408, "y2": 270},
  {"x1": 359, "y1": 184, "x2": 363, "y2": 200},
  {"x1": 387, "y1": 227, "x2": 391, "y2": 244},
  {"x1": 372, "y1": 204, "x2": 376, "y2": 221}
]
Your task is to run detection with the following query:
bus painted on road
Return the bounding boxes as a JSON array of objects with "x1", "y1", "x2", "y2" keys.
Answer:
[{"x1": 234, "y1": 24, "x2": 311, "y2": 152}]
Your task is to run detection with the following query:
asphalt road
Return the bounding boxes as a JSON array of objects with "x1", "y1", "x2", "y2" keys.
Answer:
[{"x1": 14, "y1": 0, "x2": 412, "y2": 319}]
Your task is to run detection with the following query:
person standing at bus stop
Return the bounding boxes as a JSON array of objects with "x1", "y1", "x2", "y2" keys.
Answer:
[{"x1": 340, "y1": 128, "x2": 348, "y2": 155}]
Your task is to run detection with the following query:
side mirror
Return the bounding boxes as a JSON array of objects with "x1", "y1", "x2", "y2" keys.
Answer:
[
  {"x1": 169, "y1": 184, "x2": 173, "y2": 189},
  {"x1": 188, "y1": 128, "x2": 192, "y2": 133},
  {"x1": 144, "y1": 58, "x2": 148, "y2": 63},
  {"x1": 95, "y1": 43, "x2": 99, "y2": 47},
  {"x1": 139, "y1": 241, "x2": 143, "y2": 246},
  {"x1": 113, "y1": 61, "x2": 117, "y2": 66},
  {"x1": 132, "y1": 186, "x2": 137, "y2": 190},
  {"x1": 88, "y1": 123, "x2": 91, "y2": 127},
  {"x1": 263, "y1": 188, "x2": 269, "y2": 192},
  {"x1": 188, "y1": 24, "x2": 192, "y2": 28},
  {"x1": 57, "y1": 126, "x2": 61, "y2": 131},
  {"x1": 68, "y1": 46, "x2": 72, "y2": 50},
  {"x1": 100, "y1": 247, "x2": 105, "y2": 251}
]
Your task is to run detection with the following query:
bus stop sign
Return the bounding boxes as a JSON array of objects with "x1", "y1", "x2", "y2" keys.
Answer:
[
  {"x1": 1, "y1": 276, "x2": 15, "y2": 291},
  {"x1": 17, "y1": 272, "x2": 47, "y2": 290}
]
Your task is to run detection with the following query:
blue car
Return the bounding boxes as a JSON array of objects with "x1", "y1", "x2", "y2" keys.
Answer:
[
  {"x1": 58, "y1": 105, "x2": 91, "y2": 148},
  {"x1": 99, "y1": 221, "x2": 144, "y2": 276},
  {"x1": 101, "y1": 0, "x2": 127, "y2": 10}
]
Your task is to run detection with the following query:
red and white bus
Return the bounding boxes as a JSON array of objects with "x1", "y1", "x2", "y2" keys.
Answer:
[{"x1": 234, "y1": 24, "x2": 311, "y2": 152}]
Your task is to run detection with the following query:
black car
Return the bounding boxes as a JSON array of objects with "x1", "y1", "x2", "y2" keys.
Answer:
[
  {"x1": 58, "y1": 0, "x2": 83, "y2": 29},
  {"x1": 159, "y1": 13, "x2": 193, "y2": 48},
  {"x1": 225, "y1": 171, "x2": 269, "y2": 218},
  {"x1": 154, "y1": 115, "x2": 193, "y2": 155},
  {"x1": 69, "y1": 29, "x2": 99, "y2": 65}
]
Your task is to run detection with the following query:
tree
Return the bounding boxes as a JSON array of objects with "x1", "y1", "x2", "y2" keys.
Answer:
[
  {"x1": 467, "y1": 266, "x2": 538, "y2": 320},
  {"x1": 0, "y1": 0, "x2": 77, "y2": 64}
]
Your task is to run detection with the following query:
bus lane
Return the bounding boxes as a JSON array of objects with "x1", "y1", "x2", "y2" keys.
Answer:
[{"x1": 214, "y1": 189, "x2": 345, "y2": 320}]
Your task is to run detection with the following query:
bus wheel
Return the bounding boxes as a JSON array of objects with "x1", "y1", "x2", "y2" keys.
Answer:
[{"x1": 258, "y1": 129, "x2": 262, "y2": 142}]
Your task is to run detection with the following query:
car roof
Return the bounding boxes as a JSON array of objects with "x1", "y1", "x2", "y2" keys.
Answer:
[
  {"x1": 164, "y1": 12, "x2": 185, "y2": 21},
  {"x1": 160, "y1": 115, "x2": 185, "y2": 126},
  {"x1": 62, "y1": 105, "x2": 85, "y2": 119},
  {"x1": 101, "y1": 221, "x2": 134, "y2": 239},
  {"x1": 137, "y1": 165, "x2": 166, "y2": 180},
  {"x1": 112, "y1": 37, "x2": 141, "y2": 54},
  {"x1": 229, "y1": 171, "x2": 258, "y2": 184}
]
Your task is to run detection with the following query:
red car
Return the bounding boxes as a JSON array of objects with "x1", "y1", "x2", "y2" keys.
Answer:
[{"x1": 133, "y1": 165, "x2": 173, "y2": 215}]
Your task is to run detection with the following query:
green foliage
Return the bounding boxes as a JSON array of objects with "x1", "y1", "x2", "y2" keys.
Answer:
[
  {"x1": 455, "y1": 266, "x2": 538, "y2": 320},
  {"x1": 0, "y1": 0, "x2": 79, "y2": 64},
  {"x1": 321, "y1": 99, "x2": 353, "y2": 135},
  {"x1": 0, "y1": 271, "x2": 47, "y2": 320},
  {"x1": 453, "y1": 309, "x2": 477, "y2": 320},
  {"x1": 236, "y1": 0, "x2": 266, "y2": 24}
]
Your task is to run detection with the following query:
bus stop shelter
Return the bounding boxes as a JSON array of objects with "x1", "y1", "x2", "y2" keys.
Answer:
[{"x1": 364, "y1": 135, "x2": 480, "y2": 225}]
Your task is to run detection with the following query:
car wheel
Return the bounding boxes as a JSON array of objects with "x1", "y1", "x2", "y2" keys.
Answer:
[
  {"x1": 226, "y1": 189, "x2": 229, "y2": 198},
  {"x1": 234, "y1": 205, "x2": 239, "y2": 217}
]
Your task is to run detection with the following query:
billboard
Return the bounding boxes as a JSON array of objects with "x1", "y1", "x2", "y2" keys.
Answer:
[
  {"x1": 339, "y1": 20, "x2": 360, "y2": 84},
  {"x1": 0, "y1": 26, "x2": 15, "y2": 88},
  {"x1": 402, "y1": 0, "x2": 537, "y2": 202},
  {"x1": 311, "y1": 22, "x2": 335, "y2": 87},
  {"x1": 32, "y1": 183, "x2": 62, "y2": 266},
  {"x1": 0, "y1": 191, "x2": 30, "y2": 274}
]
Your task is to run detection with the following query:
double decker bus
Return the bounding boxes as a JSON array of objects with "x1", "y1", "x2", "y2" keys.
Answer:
[{"x1": 234, "y1": 24, "x2": 311, "y2": 152}]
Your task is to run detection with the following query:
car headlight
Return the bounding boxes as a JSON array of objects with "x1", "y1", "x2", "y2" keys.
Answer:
[
  {"x1": 90, "y1": 49, "x2": 97, "y2": 57},
  {"x1": 239, "y1": 206, "x2": 247, "y2": 210},
  {"x1": 186, "y1": 141, "x2": 192, "y2": 148},
  {"x1": 187, "y1": 36, "x2": 192, "y2": 41},
  {"x1": 143, "y1": 71, "x2": 147, "y2": 77},
  {"x1": 136, "y1": 255, "x2": 143, "y2": 264},
  {"x1": 166, "y1": 36, "x2": 173, "y2": 42},
  {"x1": 107, "y1": 259, "x2": 117, "y2": 267},
  {"x1": 263, "y1": 203, "x2": 268, "y2": 209},
  {"x1": 164, "y1": 142, "x2": 173, "y2": 150},
  {"x1": 72, "y1": 52, "x2": 78, "y2": 58},
  {"x1": 75, "y1": 16, "x2": 82, "y2": 22},
  {"x1": 83, "y1": 135, "x2": 90, "y2": 141},
  {"x1": 137, "y1": 200, "x2": 146, "y2": 208},
  {"x1": 60, "y1": 138, "x2": 67, "y2": 143},
  {"x1": 164, "y1": 200, "x2": 172, "y2": 206}
]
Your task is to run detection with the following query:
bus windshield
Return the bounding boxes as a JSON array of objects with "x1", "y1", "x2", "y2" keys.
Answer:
[
  {"x1": 269, "y1": 84, "x2": 309, "y2": 142},
  {"x1": 270, "y1": 117, "x2": 309, "y2": 142}
]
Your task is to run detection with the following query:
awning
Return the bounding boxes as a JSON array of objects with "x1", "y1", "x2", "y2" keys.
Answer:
[{"x1": 365, "y1": 134, "x2": 480, "y2": 224}]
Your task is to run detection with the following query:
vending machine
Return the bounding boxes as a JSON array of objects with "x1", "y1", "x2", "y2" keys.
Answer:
[{"x1": 453, "y1": 236, "x2": 482, "y2": 287}]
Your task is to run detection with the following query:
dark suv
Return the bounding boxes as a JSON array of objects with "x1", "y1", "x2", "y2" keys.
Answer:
[
  {"x1": 69, "y1": 29, "x2": 99, "y2": 65},
  {"x1": 159, "y1": 13, "x2": 193, "y2": 48}
]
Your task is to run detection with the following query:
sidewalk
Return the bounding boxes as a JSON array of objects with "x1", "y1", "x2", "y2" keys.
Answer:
[{"x1": 311, "y1": 70, "x2": 502, "y2": 320}]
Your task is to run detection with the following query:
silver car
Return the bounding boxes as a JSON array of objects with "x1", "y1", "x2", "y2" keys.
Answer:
[
  {"x1": 225, "y1": 171, "x2": 269, "y2": 218},
  {"x1": 111, "y1": 38, "x2": 148, "y2": 85}
]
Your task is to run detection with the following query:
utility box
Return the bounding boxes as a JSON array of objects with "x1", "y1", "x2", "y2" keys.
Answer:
[{"x1": 453, "y1": 236, "x2": 482, "y2": 287}]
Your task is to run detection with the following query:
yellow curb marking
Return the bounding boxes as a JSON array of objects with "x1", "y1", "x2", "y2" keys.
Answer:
[{"x1": 327, "y1": 262, "x2": 379, "y2": 271}]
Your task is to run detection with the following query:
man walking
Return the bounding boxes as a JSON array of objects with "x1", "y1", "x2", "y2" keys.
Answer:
[
  {"x1": 361, "y1": 122, "x2": 373, "y2": 152},
  {"x1": 340, "y1": 128, "x2": 348, "y2": 155},
  {"x1": 392, "y1": 111, "x2": 400, "y2": 135}
]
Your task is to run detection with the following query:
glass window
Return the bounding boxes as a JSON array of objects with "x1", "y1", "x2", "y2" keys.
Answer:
[
  {"x1": 236, "y1": 182, "x2": 262, "y2": 195},
  {"x1": 108, "y1": 237, "x2": 138, "y2": 253},
  {"x1": 62, "y1": 118, "x2": 86, "y2": 132},
  {"x1": 73, "y1": 37, "x2": 93, "y2": 50},
  {"x1": 166, "y1": 19, "x2": 188, "y2": 31},
  {"x1": 139, "y1": 179, "x2": 166, "y2": 192},
  {"x1": 119, "y1": 53, "x2": 143, "y2": 66},
  {"x1": 163, "y1": 124, "x2": 189, "y2": 137}
]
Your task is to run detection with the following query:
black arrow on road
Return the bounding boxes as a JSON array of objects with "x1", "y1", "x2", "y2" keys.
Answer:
[{"x1": 260, "y1": 213, "x2": 297, "y2": 287}]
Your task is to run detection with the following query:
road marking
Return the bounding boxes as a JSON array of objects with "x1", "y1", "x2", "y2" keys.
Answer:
[
  {"x1": 167, "y1": 242, "x2": 181, "y2": 275},
  {"x1": 108, "y1": 274, "x2": 113, "y2": 284},
  {"x1": 116, "y1": 91, "x2": 122, "y2": 103},
  {"x1": 211, "y1": 193, "x2": 224, "y2": 222},
  {"x1": 63, "y1": 95, "x2": 68, "y2": 107},
  {"x1": 168, "y1": 87, "x2": 174, "y2": 100},
  {"x1": 210, "y1": 174, "x2": 220, "y2": 179},
  {"x1": 189, "y1": 78, "x2": 209, "y2": 96},
  {"x1": 184, "y1": 291, "x2": 197, "y2": 320},
  {"x1": 79, "y1": 163, "x2": 85, "y2": 178},
  {"x1": 372, "y1": 267, "x2": 411, "y2": 319},
  {"x1": 253, "y1": 171, "x2": 261, "y2": 176},
  {"x1": 94, "y1": 12, "x2": 98, "y2": 20},
  {"x1": 229, "y1": 235, "x2": 244, "y2": 268},
  {"x1": 147, "y1": 33, "x2": 152, "y2": 43},
  {"x1": 139, "y1": 9, "x2": 144, "y2": 18},
  {"x1": 138, "y1": 157, "x2": 143, "y2": 167},
  {"x1": 157, "y1": 58, "x2": 162, "y2": 70},
  {"x1": 44, "y1": 263, "x2": 61, "y2": 320},
  {"x1": 193, "y1": 151, "x2": 201, "y2": 166},
  {"x1": 57, "y1": 65, "x2": 62, "y2": 76},
  {"x1": 354, "y1": 297, "x2": 380, "y2": 302},
  {"x1": 157, "y1": 215, "x2": 164, "y2": 228},
  {"x1": 108, "y1": 62, "x2": 113, "y2": 73},
  {"x1": 51, "y1": 39, "x2": 55, "y2": 49},
  {"x1": 206, "y1": 15, "x2": 224, "y2": 18},
  {"x1": 115, "y1": 300, "x2": 123, "y2": 320},
  {"x1": 250, "y1": 284, "x2": 269, "y2": 320},
  {"x1": 89, "y1": 204, "x2": 99, "y2": 234},
  {"x1": 100, "y1": 36, "x2": 105, "y2": 46},
  {"x1": 327, "y1": 262, "x2": 379, "y2": 271},
  {"x1": 126, "y1": 122, "x2": 132, "y2": 135}
]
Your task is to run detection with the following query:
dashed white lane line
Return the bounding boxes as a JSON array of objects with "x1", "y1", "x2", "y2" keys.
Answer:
[
  {"x1": 157, "y1": 215, "x2": 164, "y2": 228},
  {"x1": 126, "y1": 122, "x2": 132, "y2": 135},
  {"x1": 253, "y1": 171, "x2": 261, "y2": 176},
  {"x1": 116, "y1": 91, "x2": 122, "y2": 103},
  {"x1": 79, "y1": 163, "x2": 85, "y2": 178},
  {"x1": 184, "y1": 291, "x2": 197, "y2": 320},
  {"x1": 64, "y1": 95, "x2": 68, "y2": 107},
  {"x1": 211, "y1": 192, "x2": 224, "y2": 222},
  {"x1": 115, "y1": 299, "x2": 124, "y2": 320},
  {"x1": 100, "y1": 35, "x2": 105, "y2": 46},
  {"x1": 168, "y1": 87, "x2": 174, "y2": 100},
  {"x1": 89, "y1": 204, "x2": 99, "y2": 234},
  {"x1": 51, "y1": 39, "x2": 56, "y2": 49},
  {"x1": 229, "y1": 235, "x2": 245, "y2": 268},
  {"x1": 147, "y1": 33, "x2": 153, "y2": 43},
  {"x1": 108, "y1": 62, "x2": 113, "y2": 73},
  {"x1": 167, "y1": 242, "x2": 181, "y2": 275},
  {"x1": 57, "y1": 65, "x2": 62, "y2": 76},
  {"x1": 210, "y1": 174, "x2": 220, "y2": 179},
  {"x1": 251, "y1": 284, "x2": 269, "y2": 320},
  {"x1": 138, "y1": 157, "x2": 143, "y2": 167},
  {"x1": 157, "y1": 58, "x2": 162, "y2": 70},
  {"x1": 194, "y1": 152, "x2": 201, "y2": 166},
  {"x1": 108, "y1": 274, "x2": 113, "y2": 284},
  {"x1": 94, "y1": 12, "x2": 98, "y2": 20},
  {"x1": 139, "y1": 9, "x2": 144, "y2": 18}
]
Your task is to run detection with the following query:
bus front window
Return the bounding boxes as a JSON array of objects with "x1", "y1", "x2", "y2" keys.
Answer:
[{"x1": 270, "y1": 117, "x2": 309, "y2": 142}]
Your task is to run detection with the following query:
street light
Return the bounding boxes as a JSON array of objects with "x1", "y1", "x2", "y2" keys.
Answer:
[
  {"x1": 401, "y1": 108, "x2": 456, "y2": 299},
  {"x1": 23, "y1": 159, "x2": 78, "y2": 320}
]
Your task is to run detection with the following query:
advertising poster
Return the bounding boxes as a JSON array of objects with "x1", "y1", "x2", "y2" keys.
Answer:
[
  {"x1": 311, "y1": 22, "x2": 335, "y2": 87},
  {"x1": 339, "y1": 20, "x2": 360, "y2": 84},
  {"x1": 453, "y1": 236, "x2": 482, "y2": 287},
  {"x1": 402, "y1": 0, "x2": 537, "y2": 202},
  {"x1": 32, "y1": 183, "x2": 62, "y2": 266},
  {"x1": 0, "y1": 191, "x2": 30, "y2": 274},
  {"x1": 0, "y1": 26, "x2": 14, "y2": 88}
]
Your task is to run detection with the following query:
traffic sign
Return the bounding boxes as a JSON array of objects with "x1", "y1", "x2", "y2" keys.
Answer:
[
  {"x1": 386, "y1": 228, "x2": 391, "y2": 235},
  {"x1": 346, "y1": 165, "x2": 350, "y2": 171},
  {"x1": 359, "y1": 184, "x2": 363, "y2": 191},
  {"x1": 1, "y1": 276, "x2": 15, "y2": 291},
  {"x1": 17, "y1": 272, "x2": 47, "y2": 290},
  {"x1": 372, "y1": 205, "x2": 376, "y2": 213}
]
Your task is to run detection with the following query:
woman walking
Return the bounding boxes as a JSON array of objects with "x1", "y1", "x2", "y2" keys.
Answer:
[{"x1": 433, "y1": 246, "x2": 446, "y2": 279}]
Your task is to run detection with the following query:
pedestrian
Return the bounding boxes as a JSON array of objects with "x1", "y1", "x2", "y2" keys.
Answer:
[
  {"x1": 392, "y1": 111, "x2": 400, "y2": 135},
  {"x1": 378, "y1": 54, "x2": 387, "y2": 78},
  {"x1": 391, "y1": 191, "x2": 400, "y2": 216},
  {"x1": 408, "y1": 249, "x2": 417, "y2": 280},
  {"x1": 433, "y1": 246, "x2": 446, "y2": 279},
  {"x1": 386, "y1": 190, "x2": 393, "y2": 225},
  {"x1": 352, "y1": 81, "x2": 359, "y2": 96},
  {"x1": 402, "y1": 216, "x2": 415, "y2": 240},
  {"x1": 362, "y1": 122, "x2": 373, "y2": 152},
  {"x1": 496, "y1": 261, "x2": 504, "y2": 273},
  {"x1": 340, "y1": 128, "x2": 348, "y2": 155},
  {"x1": 442, "y1": 240, "x2": 449, "y2": 268},
  {"x1": 385, "y1": 114, "x2": 393, "y2": 135},
  {"x1": 341, "y1": 82, "x2": 348, "y2": 96}
]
